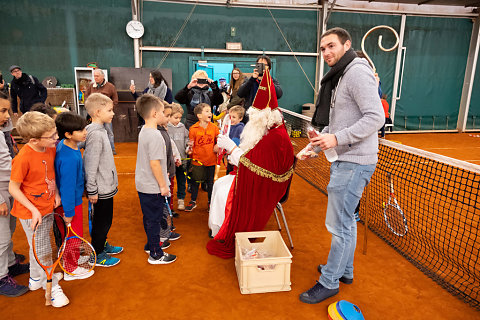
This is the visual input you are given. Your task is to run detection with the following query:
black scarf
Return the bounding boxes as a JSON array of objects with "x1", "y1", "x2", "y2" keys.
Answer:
[{"x1": 312, "y1": 49, "x2": 357, "y2": 129}]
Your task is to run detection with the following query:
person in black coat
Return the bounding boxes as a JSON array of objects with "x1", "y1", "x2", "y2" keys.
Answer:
[
  {"x1": 9, "y1": 65, "x2": 47, "y2": 115},
  {"x1": 175, "y1": 70, "x2": 223, "y2": 129},
  {"x1": 237, "y1": 55, "x2": 282, "y2": 123}
]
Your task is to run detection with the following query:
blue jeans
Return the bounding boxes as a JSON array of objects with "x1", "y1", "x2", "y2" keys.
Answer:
[
  {"x1": 138, "y1": 192, "x2": 167, "y2": 255},
  {"x1": 319, "y1": 161, "x2": 376, "y2": 289},
  {"x1": 176, "y1": 165, "x2": 186, "y2": 200},
  {"x1": 104, "y1": 122, "x2": 115, "y2": 152}
]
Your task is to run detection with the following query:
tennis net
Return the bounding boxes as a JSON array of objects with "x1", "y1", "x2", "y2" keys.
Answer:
[{"x1": 281, "y1": 108, "x2": 480, "y2": 310}]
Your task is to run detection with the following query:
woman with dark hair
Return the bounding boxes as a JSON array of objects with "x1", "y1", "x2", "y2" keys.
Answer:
[
  {"x1": 129, "y1": 69, "x2": 173, "y2": 103},
  {"x1": 226, "y1": 68, "x2": 246, "y2": 109},
  {"x1": 130, "y1": 70, "x2": 173, "y2": 127},
  {"x1": 237, "y1": 55, "x2": 282, "y2": 122}
]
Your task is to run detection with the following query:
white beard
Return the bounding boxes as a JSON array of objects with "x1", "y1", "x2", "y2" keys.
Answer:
[{"x1": 239, "y1": 107, "x2": 283, "y2": 152}]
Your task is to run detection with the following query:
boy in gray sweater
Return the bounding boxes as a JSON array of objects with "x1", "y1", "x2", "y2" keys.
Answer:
[
  {"x1": 84, "y1": 93, "x2": 122, "y2": 268},
  {"x1": 167, "y1": 103, "x2": 189, "y2": 210},
  {"x1": 300, "y1": 27, "x2": 384, "y2": 304}
]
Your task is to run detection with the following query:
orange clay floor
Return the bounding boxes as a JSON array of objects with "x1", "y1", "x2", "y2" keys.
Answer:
[
  {"x1": 1, "y1": 139, "x2": 479, "y2": 320},
  {"x1": 384, "y1": 132, "x2": 480, "y2": 165}
]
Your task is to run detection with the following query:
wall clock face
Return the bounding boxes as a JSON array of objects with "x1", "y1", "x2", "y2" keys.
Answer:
[{"x1": 126, "y1": 20, "x2": 144, "y2": 39}]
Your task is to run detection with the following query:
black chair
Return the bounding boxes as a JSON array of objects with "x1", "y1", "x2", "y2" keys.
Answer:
[{"x1": 273, "y1": 158, "x2": 296, "y2": 249}]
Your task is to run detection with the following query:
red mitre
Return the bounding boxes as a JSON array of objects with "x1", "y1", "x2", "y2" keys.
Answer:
[{"x1": 251, "y1": 67, "x2": 278, "y2": 110}]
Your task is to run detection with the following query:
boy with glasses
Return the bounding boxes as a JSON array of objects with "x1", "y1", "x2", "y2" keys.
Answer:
[{"x1": 9, "y1": 111, "x2": 69, "y2": 307}]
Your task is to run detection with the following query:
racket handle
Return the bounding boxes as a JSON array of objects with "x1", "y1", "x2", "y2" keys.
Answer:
[
  {"x1": 214, "y1": 165, "x2": 220, "y2": 181},
  {"x1": 45, "y1": 280, "x2": 52, "y2": 306}
]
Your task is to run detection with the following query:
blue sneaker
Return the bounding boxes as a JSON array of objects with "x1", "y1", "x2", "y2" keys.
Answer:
[
  {"x1": 0, "y1": 275, "x2": 29, "y2": 297},
  {"x1": 354, "y1": 211, "x2": 360, "y2": 222},
  {"x1": 104, "y1": 241, "x2": 123, "y2": 255},
  {"x1": 94, "y1": 251, "x2": 120, "y2": 267}
]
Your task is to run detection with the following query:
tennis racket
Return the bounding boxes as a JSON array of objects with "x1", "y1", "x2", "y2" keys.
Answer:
[
  {"x1": 383, "y1": 172, "x2": 408, "y2": 236},
  {"x1": 215, "y1": 116, "x2": 231, "y2": 180},
  {"x1": 164, "y1": 196, "x2": 175, "y2": 233},
  {"x1": 32, "y1": 212, "x2": 67, "y2": 306},
  {"x1": 59, "y1": 223, "x2": 96, "y2": 277}
]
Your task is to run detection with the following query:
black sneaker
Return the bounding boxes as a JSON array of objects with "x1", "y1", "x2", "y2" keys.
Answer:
[
  {"x1": 161, "y1": 231, "x2": 181, "y2": 242},
  {"x1": 0, "y1": 275, "x2": 29, "y2": 297},
  {"x1": 144, "y1": 241, "x2": 171, "y2": 254},
  {"x1": 317, "y1": 264, "x2": 353, "y2": 284},
  {"x1": 148, "y1": 252, "x2": 177, "y2": 265},
  {"x1": 184, "y1": 201, "x2": 197, "y2": 212},
  {"x1": 8, "y1": 262, "x2": 29, "y2": 278},
  {"x1": 299, "y1": 281, "x2": 339, "y2": 304}
]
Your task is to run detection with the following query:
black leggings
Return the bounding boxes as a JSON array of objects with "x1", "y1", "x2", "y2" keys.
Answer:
[{"x1": 91, "y1": 197, "x2": 114, "y2": 254}]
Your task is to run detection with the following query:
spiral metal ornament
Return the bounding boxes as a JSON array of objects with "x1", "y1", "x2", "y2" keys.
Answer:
[{"x1": 361, "y1": 25, "x2": 400, "y2": 73}]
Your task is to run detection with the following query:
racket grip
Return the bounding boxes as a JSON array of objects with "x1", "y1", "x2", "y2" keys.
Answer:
[{"x1": 45, "y1": 280, "x2": 52, "y2": 306}]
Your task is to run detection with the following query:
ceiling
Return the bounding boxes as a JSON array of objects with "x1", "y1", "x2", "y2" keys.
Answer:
[{"x1": 349, "y1": 0, "x2": 480, "y2": 7}]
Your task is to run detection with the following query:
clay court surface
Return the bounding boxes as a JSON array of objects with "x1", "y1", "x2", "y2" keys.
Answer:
[{"x1": 1, "y1": 132, "x2": 479, "y2": 319}]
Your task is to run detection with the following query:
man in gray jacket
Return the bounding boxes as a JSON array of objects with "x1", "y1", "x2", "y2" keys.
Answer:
[{"x1": 300, "y1": 27, "x2": 384, "y2": 304}]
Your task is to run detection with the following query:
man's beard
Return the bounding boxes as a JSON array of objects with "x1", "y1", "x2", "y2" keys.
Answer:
[{"x1": 239, "y1": 107, "x2": 283, "y2": 152}]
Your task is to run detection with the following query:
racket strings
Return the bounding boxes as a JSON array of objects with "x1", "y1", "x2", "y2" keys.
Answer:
[
  {"x1": 384, "y1": 204, "x2": 407, "y2": 236},
  {"x1": 60, "y1": 234, "x2": 95, "y2": 275},
  {"x1": 33, "y1": 214, "x2": 65, "y2": 270}
]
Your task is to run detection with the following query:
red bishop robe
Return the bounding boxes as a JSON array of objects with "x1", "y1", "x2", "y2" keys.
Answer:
[{"x1": 206, "y1": 123, "x2": 294, "y2": 258}]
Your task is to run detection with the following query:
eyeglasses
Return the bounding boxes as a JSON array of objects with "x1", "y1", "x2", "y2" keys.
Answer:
[
  {"x1": 38, "y1": 132, "x2": 58, "y2": 140},
  {"x1": 232, "y1": 72, "x2": 240, "y2": 75}
]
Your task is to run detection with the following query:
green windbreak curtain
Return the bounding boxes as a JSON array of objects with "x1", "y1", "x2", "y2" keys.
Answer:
[
  {"x1": 142, "y1": 1, "x2": 318, "y2": 112},
  {"x1": 467, "y1": 52, "x2": 480, "y2": 130},
  {"x1": 328, "y1": 13, "x2": 473, "y2": 131},
  {"x1": 328, "y1": 12, "x2": 402, "y2": 114},
  {"x1": 396, "y1": 16, "x2": 472, "y2": 130}
]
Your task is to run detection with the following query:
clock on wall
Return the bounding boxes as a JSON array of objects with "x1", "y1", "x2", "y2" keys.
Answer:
[{"x1": 126, "y1": 20, "x2": 144, "y2": 39}]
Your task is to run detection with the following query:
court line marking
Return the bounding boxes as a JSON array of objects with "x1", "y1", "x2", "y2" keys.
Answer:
[{"x1": 426, "y1": 147, "x2": 480, "y2": 150}]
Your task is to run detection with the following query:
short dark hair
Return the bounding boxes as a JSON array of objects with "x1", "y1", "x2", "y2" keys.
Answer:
[
  {"x1": 136, "y1": 94, "x2": 163, "y2": 119},
  {"x1": 55, "y1": 112, "x2": 87, "y2": 140},
  {"x1": 31, "y1": 103, "x2": 57, "y2": 119},
  {"x1": 256, "y1": 55, "x2": 272, "y2": 69},
  {"x1": 321, "y1": 27, "x2": 352, "y2": 45},
  {"x1": 194, "y1": 103, "x2": 210, "y2": 116}
]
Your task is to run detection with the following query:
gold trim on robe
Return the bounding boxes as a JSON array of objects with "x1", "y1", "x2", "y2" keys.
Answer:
[{"x1": 239, "y1": 156, "x2": 294, "y2": 183}]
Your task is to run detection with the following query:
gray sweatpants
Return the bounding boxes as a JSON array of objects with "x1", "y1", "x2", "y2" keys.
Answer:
[
  {"x1": 19, "y1": 213, "x2": 60, "y2": 289},
  {"x1": 0, "y1": 189, "x2": 16, "y2": 279}
]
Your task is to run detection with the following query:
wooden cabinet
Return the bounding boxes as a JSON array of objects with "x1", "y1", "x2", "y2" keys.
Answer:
[{"x1": 45, "y1": 88, "x2": 76, "y2": 111}]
